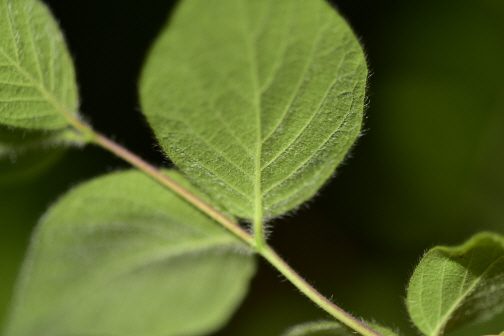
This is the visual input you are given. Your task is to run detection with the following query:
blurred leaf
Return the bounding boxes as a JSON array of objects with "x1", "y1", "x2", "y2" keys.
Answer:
[
  {"x1": 280, "y1": 321, "x2": 398, "y2": 336},
  {"x1": 281, "y1": 321, "x2": 349, "y2": 336},
  {"x1": 0, "y1": 0, "x2": 78, "y2": 130},
  {"x1": 5, "y1": 170, "x2": 256, "y2": 336},
  {"x1": 407, "y1": 232, "x2": 504, "y2": 336},
  {"x1": 140, "y1": 0, "x2": 367, "y2": 219},
  {"x1": 0, "y1": 124, "x2": 83, "y2": 156},
  {"x1": 0, "y1": 146, "x2": 64, "y2": 185},
  {"x1": 0, "y1": 124, "x2": 81, "y2": 183}
]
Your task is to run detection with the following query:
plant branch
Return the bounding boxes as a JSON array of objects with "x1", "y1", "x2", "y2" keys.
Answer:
[
  {"x1": 67, "y1": 117, "x2": 382, "y2": 336},
  {"x1": 92, "y1": 132, "x2": 255, "y2": 246}
]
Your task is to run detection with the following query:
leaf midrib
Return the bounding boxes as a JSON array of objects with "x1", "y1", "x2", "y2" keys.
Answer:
[
  {"x1": 239, "y1": 2, "x2": 345, "y2": 220},
  {"x1": 238, "y1": 0, "x2": 263, "y2": 226}
]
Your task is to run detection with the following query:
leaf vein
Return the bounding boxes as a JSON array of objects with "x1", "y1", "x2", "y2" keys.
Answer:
[
  {"x1": 435, "y1": 258, "x2": 449, "y2": 335},
  {"x1": 0, "y1": 21, "x2": 73, "y2": 123},
  {"x1": 176, "y1": 155, "x2": 254, "y2": 205},
  {"x1": 0, "y1": 80, "x2": 35, "y2": 88},
  {"x1": 210, "y1": 99, "x2": 255, "y2": 158},
  {"x1": 0, "y1": 97, "x2": 46, "y2": 103},
  {"x1": 22, "y1": 4, "x2": 44, "y2": 83},
  {"x1": 435, "y1": 249, "x2": 504, "y2": 336},
  {"x1": 260, "y1": 13, "x2": 328, "y2": 144},
  {"x1": 240, "y1": 0, "x2": 263, "y2": 224},
  {"x1": 257, "y1": 2, "x2": 291, "y2": 92},
  {"x1": 262, "y1": 108, "x2": 358, "y2": 196},
  {"x1": 261, "y1": 28, "x2": 350, "y2": 169},
  {"x1": 160, "y1": 117, "x2": 254, "y2": 180},
  {"x1": 4, "y1": 0, "x2": 21, "y2": 64},
  {"x1": 48, "y1": 23, "x2": 55, "y2": 92},
  {"x1": 419, "y1": 260, "x2": 431, "y2": 334}
]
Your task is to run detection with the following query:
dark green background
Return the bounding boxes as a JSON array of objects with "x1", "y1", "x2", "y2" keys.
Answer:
[{"x1": 1, "y1": 0, "x2": 504, "y2": 335}]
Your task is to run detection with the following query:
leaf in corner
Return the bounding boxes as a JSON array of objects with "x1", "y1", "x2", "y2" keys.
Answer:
[
  {"x1": 407, "y1": 232, "x2": 504, "y2": 336},
  {"x1": 140, "y1": 0, "x2": 367, "y2": 220},
  {"x1": 0, "y1": 0, "x2": 79, "y2": 133},
  {"x1": 280, "y1": 320, "x2": 399, "y2": 336},
  {"x1": 5, "y1": 170, "x2": 256, "y2": 336}
]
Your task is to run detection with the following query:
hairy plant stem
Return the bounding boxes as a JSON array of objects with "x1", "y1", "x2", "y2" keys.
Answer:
[
  {"x1": 68, "y1": 117, "x2": 382, "y2": 336},
  {"x1": 259, "y1": 245, "x2": 383, "y2": 336}
]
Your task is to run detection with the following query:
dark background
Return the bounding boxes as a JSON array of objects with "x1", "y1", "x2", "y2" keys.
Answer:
[{"x1": 1, "y1": 0, "x2": 504, "y2": 335}]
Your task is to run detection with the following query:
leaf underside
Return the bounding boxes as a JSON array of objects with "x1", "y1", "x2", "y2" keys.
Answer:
[
  {"x1": 5, "y1": 170, "x2": 256, "y2": 336},
  {"x1": 140, "y1": 0, "x2": 367, "y2": 220},
  {"x1": 0, "y1": 0, "x2": 78, "y2": 130},
  {"x1": 407, "y1": 232, "x2": 504, "y2": 336}
]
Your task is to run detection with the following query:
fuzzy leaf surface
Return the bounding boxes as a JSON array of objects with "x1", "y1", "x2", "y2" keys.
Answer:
[
  {"x1": 5, "y1": 170, "x2": 256, "y2": 336},
  {"x1": 281, "y1": 321, "x2": 399, "y2": 336},
  {"x1": 0, "y1": 0, "x2": 78, "y2": 130},
  {"x1": 140, "y1": 0, "x2": 367, "y2": 219},
  {"x1": 407, "y1": 232, "x2": 504, "y2": 336}
]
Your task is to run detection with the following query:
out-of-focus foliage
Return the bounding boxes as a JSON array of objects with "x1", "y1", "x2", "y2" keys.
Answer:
[{"x1": 5, "y1": 170, "x2": 255, "y2": 336}]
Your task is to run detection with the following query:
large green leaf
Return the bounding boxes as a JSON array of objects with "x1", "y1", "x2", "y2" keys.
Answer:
[
  {"x1": 407, "y1": 232, "x2": 504, "y2": 336},
  {"x1": 5, "y1": 170, "x2": 256, "y2": 336},
  {"x1": 0, "y1": 0, "x2": 78, "y2": 130},
  {"x1": 140, "y1": 0, "x2": 367, "y2": 220},
  {"x1": 280, "y1": 321, "x2": 399, "y2": 336}
]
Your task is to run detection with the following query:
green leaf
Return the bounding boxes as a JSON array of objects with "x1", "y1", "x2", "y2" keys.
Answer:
[
  {"x1": 5, "y1": 170, "x2": 256, "y2": 336},
  {"x1": 0, "y1": 0, "x2": 78, "y2": 130},
  {"x1": 407, "y1": 232, "x2": 504, "y2": 336},
  {"x1": 280, "y1": 321, "x2": 399, "y2": 336},
  {"x1": 140, "y1": 0, "x2": 367, "y2": 220}
]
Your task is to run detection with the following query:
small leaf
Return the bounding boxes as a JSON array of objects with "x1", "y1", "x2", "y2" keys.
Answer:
[
  {"x1": 140, "y1": 0, "x2": 367, "y2": 220},
  {"x1": 281, "y1": 321, "x2": 352, "y2": 336},
  {"x1": 0, "y1": 0, "x2": 78, "y2": 130},
  {"x1": 5, "y1": 170, "x2": 256, "y2": 336},
  {"x1": 407, "y1": 232, "x2": 504, "y2": 336},
  {"x1": 280, "y1": 321, "x2": 399, "y2": 336}
]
